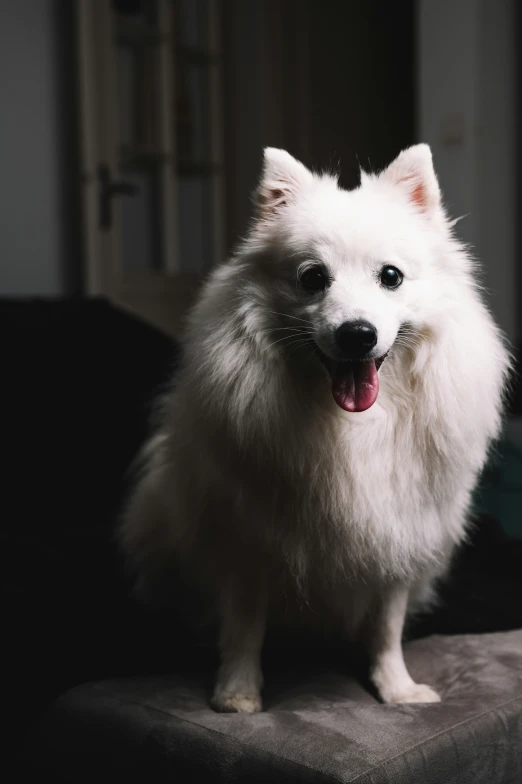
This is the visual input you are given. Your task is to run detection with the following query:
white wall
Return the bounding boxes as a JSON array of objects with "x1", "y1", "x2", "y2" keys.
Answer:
[
  {"x1": 0, "y1": 0, "x2": 64, "y2": 294},
  {"x1": 419, "y1": 0, "x2": 517, "y2": 342}
]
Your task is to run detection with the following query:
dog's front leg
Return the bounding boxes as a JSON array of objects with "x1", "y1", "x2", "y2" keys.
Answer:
[
  {"x1": 211, "y1": 579, "x2": 266, "y2": 714},
  {"x1": 365, "y1": 583, "x2": 440, "y2": 703}
]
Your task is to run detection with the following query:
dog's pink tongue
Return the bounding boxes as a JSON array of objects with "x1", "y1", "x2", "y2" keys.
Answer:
[{"x1": 332, "y1": 361, "x2": 379, "y2": 412}]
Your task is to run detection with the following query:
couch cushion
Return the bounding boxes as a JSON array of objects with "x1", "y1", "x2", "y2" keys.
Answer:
[{"x1": 34, "y1": 631, "x2": 522, "y2": 783}]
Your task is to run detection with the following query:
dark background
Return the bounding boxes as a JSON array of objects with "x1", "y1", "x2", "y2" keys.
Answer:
[{"x1": 1, "y1": 1, "x2": 521, "y2": 771}]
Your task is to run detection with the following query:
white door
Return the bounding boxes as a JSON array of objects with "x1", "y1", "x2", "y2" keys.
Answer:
[{"x1": 76, "y1": 0, "x2": 225, "y2": 337}]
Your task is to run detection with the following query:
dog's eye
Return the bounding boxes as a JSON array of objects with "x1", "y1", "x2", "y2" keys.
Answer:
[
  {"x1": 299, "y1": 265, "x2": 328, "y2": 293},
  {"x1": 380, "y1": 265, "x2": 403, "y2": 290}
]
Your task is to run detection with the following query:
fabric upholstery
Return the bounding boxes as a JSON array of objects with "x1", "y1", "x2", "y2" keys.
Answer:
[{"x1": 35, "y1": 631, "x2": 522, "y2": 783}]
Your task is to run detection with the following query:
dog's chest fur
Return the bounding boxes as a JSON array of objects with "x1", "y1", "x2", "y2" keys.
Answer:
[{"x1": 211, "y1": 364, "x2": 473, "y2": 595}]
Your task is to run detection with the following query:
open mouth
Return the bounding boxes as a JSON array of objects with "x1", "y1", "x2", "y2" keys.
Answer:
[{"x1": 315, "y1": 348, "x2": 388, "y2": 413}]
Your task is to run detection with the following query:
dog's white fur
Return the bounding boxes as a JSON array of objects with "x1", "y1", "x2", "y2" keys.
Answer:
[{"x1": 120, "y1": 145, "x2": 510, "y2": 712}]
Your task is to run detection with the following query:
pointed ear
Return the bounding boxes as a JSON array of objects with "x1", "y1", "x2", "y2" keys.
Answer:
[
  {"x1": 256, "y1": 148, "x2": 314, "y2": 218},
  {"x1": 379, "y1": 144, "x2": 441, "y2": 214}
]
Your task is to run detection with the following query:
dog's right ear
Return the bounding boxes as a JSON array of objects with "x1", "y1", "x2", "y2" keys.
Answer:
[{"x1": 256, "y1": 148, "x2": 314, "y2": 219}]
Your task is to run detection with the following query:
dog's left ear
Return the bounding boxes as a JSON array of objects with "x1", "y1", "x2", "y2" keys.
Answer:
[
  {"x1": 379, "y1": 144, "x2": 441, "y2": 214},
  {"x1": 256, "y1": 148, "x2": 314, "y2": 219}
]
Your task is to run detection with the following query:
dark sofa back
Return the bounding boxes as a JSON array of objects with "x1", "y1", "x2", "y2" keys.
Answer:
[{"x1": 2, "y1": 298, "x2": 178, "y2": 737}]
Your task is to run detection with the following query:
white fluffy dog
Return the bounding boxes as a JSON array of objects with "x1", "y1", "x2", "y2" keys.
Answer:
[{"x1": 120, "y1": 145, "x2": 510, "y2": 713}]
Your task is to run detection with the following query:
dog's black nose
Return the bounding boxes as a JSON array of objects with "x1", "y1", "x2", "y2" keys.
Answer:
[{"x1": 336, "y1": 320, "x2": 378, "y2": 358}]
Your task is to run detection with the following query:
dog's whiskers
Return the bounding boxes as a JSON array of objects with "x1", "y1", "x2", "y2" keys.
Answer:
[
  {"x1": 263, "y1": 327, "x2": 314, "y2": 335},
  {"x1": 394, "y1": 337, "x2": 422, "y2": 352},
  {"x1": 265, "y1": 311, "x2": 314, "y2": 326},
  {"x1": 286, "y1": 337, "x2": 316, "y2": 358},
  {"x1": 233, "y1": 326, "x2": 313, "y2": 347},
  {"x1": 263, "y1": 334, "x2": 314, "y2": 352}
]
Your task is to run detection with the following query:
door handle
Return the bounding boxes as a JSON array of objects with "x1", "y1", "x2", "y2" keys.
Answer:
[{"x1": 98, "y1": 163, "x2": 138, "y2": 230}]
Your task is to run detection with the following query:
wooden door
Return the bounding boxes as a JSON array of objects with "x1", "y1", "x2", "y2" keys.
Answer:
[{"x1": 76, "y1": 0, "x2": 225, "y2": 337}]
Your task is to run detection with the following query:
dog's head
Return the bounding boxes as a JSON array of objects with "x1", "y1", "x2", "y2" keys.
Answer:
[{"x1": 243, "y1": 145, "x2": 462, "y2": 413}]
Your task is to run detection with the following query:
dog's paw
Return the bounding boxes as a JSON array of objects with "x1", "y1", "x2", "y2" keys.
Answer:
[
  {"x1": 211, "y1": 692, "x2": 263, "y2": 714},
  {"x1": 382, "y1": 683, "x2": 441, "y2": 704}
]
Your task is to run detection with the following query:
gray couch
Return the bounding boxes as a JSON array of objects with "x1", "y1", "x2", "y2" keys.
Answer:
[{"x1": 35, "y1": 631, "x2": 521, "y2": 782}]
